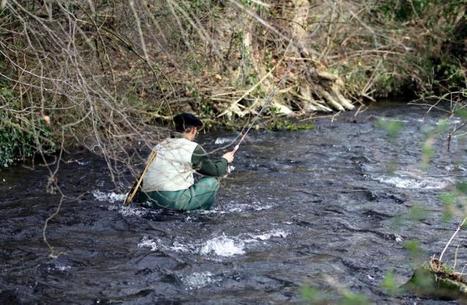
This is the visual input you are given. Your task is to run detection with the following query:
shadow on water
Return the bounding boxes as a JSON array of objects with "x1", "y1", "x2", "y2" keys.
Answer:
[{"x1": 1, "y1": 102, "x2": 466, "y2": 304}]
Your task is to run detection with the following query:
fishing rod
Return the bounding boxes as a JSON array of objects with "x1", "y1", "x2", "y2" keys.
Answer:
[
  {"x1": 232, "y1": 130, "x2": 249, "y2": 152},
  {"x1": 225, "y1": 77, "x2": 288, "y2": 177},
  {"x1": 229, "y1": 80, "x2": 281, "y2": 154}
]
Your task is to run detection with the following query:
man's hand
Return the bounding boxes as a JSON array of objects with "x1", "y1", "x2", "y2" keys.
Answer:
[{"x1": 222, "y1": 150, "x2": 236, "y2": 163}]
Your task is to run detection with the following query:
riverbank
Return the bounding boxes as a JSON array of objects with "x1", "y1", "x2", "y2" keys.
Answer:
[{"x1": 0, "y1": 1, "x2": 465, "y2": 168}]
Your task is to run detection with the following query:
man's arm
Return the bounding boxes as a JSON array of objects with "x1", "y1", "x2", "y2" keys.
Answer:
[{"x1": 191, "y1": 145, "x2": 228, "y2": 176}]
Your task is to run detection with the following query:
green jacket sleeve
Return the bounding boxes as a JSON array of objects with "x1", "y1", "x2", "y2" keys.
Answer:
[{"x1": 191, "y1": 145, "x2": 228, "y2": 177}]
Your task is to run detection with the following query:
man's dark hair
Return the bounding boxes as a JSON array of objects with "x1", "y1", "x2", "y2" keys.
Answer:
[{"x1": 173, "y1": 113, "x2": 203, "y2": 133}]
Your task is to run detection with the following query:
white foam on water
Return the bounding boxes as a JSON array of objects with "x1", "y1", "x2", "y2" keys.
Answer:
[
  {"x1": 199, "y1": 200, "x2": 273, "y2": 215},
  {"x1": 106, "y1": 204, "x2": 148, "y2": 217},
  {"x1": 436, "y1": 118, "x2": 462, "y2": 125},
  {"x1": 377, "y1": 117, "x2": 409, "y2": 123},
  {"x1": 222, "y1": 202, "x2": 260, "y2": 213},
  {"x1": 246, "y1": 229, "x2": 289, "y2": 241},
  {"x1": 92, "y1": 190, "x2": 127, "y2": 203},
  {"x1": 170, "y1": 241, "x2": 191, "y2": 253},
  {"x1": 138, "y1": 229, "x2": 289, "y2": 257},
  {"x1": 374, "y1": 174, "x2": 451, "y2": 190},
  {"x1": 118, "y1": 206, "x2": 148, "y2": 217},
  {"x1": 48, "y1": 264, "x2": 71, "y2": 272},
  {"x1": 200, "y1": 235, "x2": 245, "y2": 257},
  {"x1": 138, "y1": 236, "x2": 159, "y2": 251},
  {"x1": 182, "y1": 272, "x2": 219, "y2": 290},
  {"x1": 199, "y1": 229, "x2": 288, "y2": 257},
  {"x1": 138, "y1": 236, "x2": 192, "y2": 253},
  {"x1": 214, "y1": 137, "x2": 235, "y2": 145},
  {"x1": 224, "y1": 204, "x2": 244, "y2": 213},
  {"x1": 57, "y1": 265, "x2": 71, "y2": 271},
  {"x1": 94, "y1": 190, "x2": 151, "y2": 217},
  {"x1": 445, "y1": 165, "x2": 466, "y2": 172},
  {"x1": 395, "y1": 234, "x2": 403, "y2": 243},
  {"x1": 254, "y1": 204, "x2": 273, "y2": 211}
]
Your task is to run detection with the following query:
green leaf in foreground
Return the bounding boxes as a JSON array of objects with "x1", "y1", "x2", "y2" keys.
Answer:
[
  {"x1": 339, "y1": 292, "x2": 370, "y2": 305},
  {"x1": 421, "y1": 138, "x2": 434, "y2": 168},
  {"x1": 456, "y1": 181, "x2": 467, "y2": 195},
  {"x1": 408, "y1": 204, "x2": 428, "y2": 221},
  {"x1": 454, "y1": 108, "x2": 467, "y2": 119},
  {"x1": 440, "y1": 192, "x2": 456, "y2": 221},
  {"x1": 301, "y1": 286, "x2": 329, "y2": 305},
  {"x1": 404, "y1": 240, "x2": 423, "y2": 265},
  {"x1": 434, "y1": 119, "x2": 449, "y2": 134},
  {"x1": 376, "y1": 118, "x2": 404, "y2": 139},
  {"x1": 381, "y1": 270, "x2": 399, "y2": 295}
]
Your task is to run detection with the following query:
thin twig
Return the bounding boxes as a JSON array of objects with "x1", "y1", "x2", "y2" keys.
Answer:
[{"x1": 439, "y1": 218, "x2": 466, "y2": 263}]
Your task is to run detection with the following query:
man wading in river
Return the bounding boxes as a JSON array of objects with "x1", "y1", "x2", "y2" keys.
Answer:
[{"x1": 137, "y1": 113, "x2": 236, "y2": 210}]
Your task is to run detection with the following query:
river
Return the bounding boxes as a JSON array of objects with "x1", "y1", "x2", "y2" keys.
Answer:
[{"x1": 1, "y1": 103, "x2": 466, "y2": 304}]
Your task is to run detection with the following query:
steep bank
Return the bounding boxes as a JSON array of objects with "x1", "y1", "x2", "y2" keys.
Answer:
[{"x1": 0, "y1": 0, "x2": 465, "y2": 169}]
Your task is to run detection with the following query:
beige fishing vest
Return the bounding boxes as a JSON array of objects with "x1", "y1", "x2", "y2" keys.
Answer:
[{"x1": 141, "y1": 137, "x2": 198, "y2": 192}]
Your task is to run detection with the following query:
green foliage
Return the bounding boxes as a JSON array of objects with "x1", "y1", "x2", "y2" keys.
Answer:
[
  {"x1": 421, "y1": 119, "x2": 449, "y2": 168},
  {"x1": 404, "y1": 240, "x2": 423, "y2": 265},
  {"x1": 404, "y1": 239, "x2": 420, "y2": 255},
  {"x1": 370, "y1": 0, "x2": 465, "y2": 99},
  {"x1": 392, "y1": 204, "x2": 428, "y2": 231},
  {"x1": 457, "y1": 182, "x2": 467, "y2": 195},
  {"x1": 439, "y1": 191, "x2": 456, "y2": 205},
  {"x1": 339, "y1": 292, "x2": 370, "y2": 305},
  {"x1": 301, "y1": 286, "x2": 330, "y2": 305},
  {"x1": 440, "y1": 191, "x2": 457, "y2": 221},
  {"x1": 439, "y1": 181, "x2": 467, "y2": 221},
  {"x1": 374, "y1": 72, "x2": 399, "y2": 96},
  {"x1": 377, "y1": 0, "x2": 429, "y2": 21},
  {"x1": 381, "y1": 270, "x2": 400, "y2": 295},
  {"x1": 408, "y1": 204, "x2": 428, "y2": 221},
  {"x1": 431, "y1": 59, "x2": 466, "y2": 93},
  {"x1": 454, "y1": 108, "x2": 467, "y2": 119},
  {"x1": 421, "y1": 139, "x2": 434, "y2": 169},
  {"x1": 410, "y1": 267, "x2": 436, "y2": 290},
  {"x1": 376, "y1": 118, "x2": 404, "y2": 139},
  {"x1": 376, "y1": 0, "x2": 463, "y2": 22},
  {"x1": 199, "y1": 99, "x2": 216, "y2": 117},
  {"x1": 0, "y1": 87, "x2": 55, "y2": 168},
  {"x1": 301, "y1": 285, "x2": 370, "y2": 305},
  {"x1": 0, "y1": 122, "x2": 32, "y2": 168}
]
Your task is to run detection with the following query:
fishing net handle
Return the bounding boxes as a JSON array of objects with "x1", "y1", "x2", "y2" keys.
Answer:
[{"x1": 123, "y1": 149, "x2": 158, "y2": 206}]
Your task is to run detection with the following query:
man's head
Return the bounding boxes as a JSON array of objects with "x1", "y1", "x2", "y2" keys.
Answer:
[{"x1": 173, "y1": 113, "x2": 203, "y2": 140}]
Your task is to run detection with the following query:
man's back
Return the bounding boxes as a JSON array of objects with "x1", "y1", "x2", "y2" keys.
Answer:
[{"x1": 142, "y1": 137, "x2": 198, "y2": 192}]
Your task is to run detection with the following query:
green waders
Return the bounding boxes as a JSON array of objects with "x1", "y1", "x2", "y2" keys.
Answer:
[{"x1": 138, "y1": 177, "x2": 220, "y2": 211}]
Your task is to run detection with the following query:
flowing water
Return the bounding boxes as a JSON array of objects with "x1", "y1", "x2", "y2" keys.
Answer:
[{"x1": 1, "y1": 103, "x2": 466, "y2": 304}]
